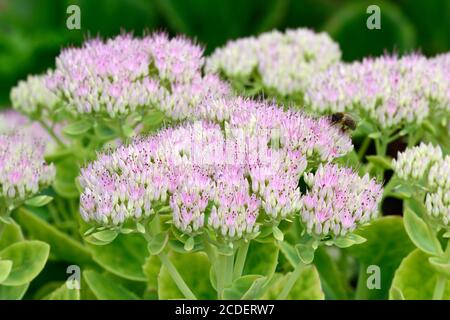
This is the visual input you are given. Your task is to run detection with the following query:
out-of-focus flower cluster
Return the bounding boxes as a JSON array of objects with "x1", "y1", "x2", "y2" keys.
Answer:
[
  {"x1": 0, "y1": 123, "x2": 55, "y2": 211},
  {"x1": 79, "y1": 97, "x2": 354, "y2": 240},
  {"x1": 206, "y1": 28, "x2": 341, "y2": 96},
  {"x1": 0, "y1": 110, "x2": 64, "y2": 153},
  {"x1": 300, "y1": 164, "x2": 383, "y2": 238},
  {"x1": 305, "y1": 54, "x2": 450, "y2": 131},
  {"x1": 10, "y1": 73, "x2": 60, "y2": 119},
  {"x1": 393, "y1": 143, "x2": 450, "y2": 228}
]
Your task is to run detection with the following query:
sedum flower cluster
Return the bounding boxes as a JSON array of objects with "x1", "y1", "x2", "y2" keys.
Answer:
[
  {"x1": 10, "y1": 73, "x2": 60, "y2": 119},
  {"x1": 44, "y1": 33, "x2": 230, "y2": 121},
  {"x1": 206, "y1": 28, "x2": 341, "y2": 96},
  {"x1": 79, "y1": 97, "x2": 357, "y2": 241},
  {"x1": 393, "y1": 143, "x2": 450, "y2": 228},
  {"x1": 80, "y1": 121, "x2": 301, "y2": 239},
  {"x1": 392, "y1": 142, "x2": 442, "y2": 181},
  {"x1": 304, "y1": 54, "x2": 450, "y2": 131},
  {"x1": 300, "y1": 164, "x2": 383, "y2": 238},
  {"x1": 0, "y1": 127, "x2": 55, "y2": 211}
]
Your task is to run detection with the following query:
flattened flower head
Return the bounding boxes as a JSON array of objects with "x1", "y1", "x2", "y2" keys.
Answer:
[
  {"x1": 300, "y1": 164, "x2": 383, "y2": 238},
  {"x1": 79, "y1": 120, "x2": 309, "y2": 240},
  {"x1": 46, "y1": 33, "x2": 204, "y2": 118}
]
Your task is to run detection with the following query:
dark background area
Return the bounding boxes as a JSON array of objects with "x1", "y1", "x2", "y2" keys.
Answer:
[{"x1": 1, "y1": 0, "x2": 449, "y2": 106}]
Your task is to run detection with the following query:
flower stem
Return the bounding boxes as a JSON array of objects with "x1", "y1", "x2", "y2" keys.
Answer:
[
  {"x1": 432, "y1": 275, "x2": 446, "y2": 300},
  {"x1": 277, "y1": 262, "x2": 304, "y2": 300},
  {"x1": 433, "y1": 239, "x2": 450, "y2": 300},
  {"x1": 357, "y1": 136, "x2": 371, "y2": 160},
  {"x1": 233, "y1": 241, "x2": 249, "y2": 280},
  {"x1": 158, "y1": 251, "x2": 197, "y2": 300},
  {"x1": 216, "y1": 252, "x2": 235, "y2": 299},
  {"x1": 38, "y1": 119, "x2": 66, "y2": 148}
]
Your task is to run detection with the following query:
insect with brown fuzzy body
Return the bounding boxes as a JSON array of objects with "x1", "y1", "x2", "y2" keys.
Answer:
[{"x1": 330, "y1": 112, "x2": 357, "y2": 133}]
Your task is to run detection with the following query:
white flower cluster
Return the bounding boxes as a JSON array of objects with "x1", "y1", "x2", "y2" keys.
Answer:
[
  {"x1": 206, "y1": 28, "x2": 341, "y2": 96},
  {"x1": 392, "y1": 143, "x2": 442, "y2": 181},
  {"x1": 10, "y1": 73, "x2": 60, "y2": 118},
  {"x1": 394, "y1": 143, "x2": 450, "y2": 228}
]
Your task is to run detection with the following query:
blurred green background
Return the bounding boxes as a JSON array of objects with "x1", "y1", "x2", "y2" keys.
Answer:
[{"x1": 1, "y1": 0, "x2": 449, "y2": 105}]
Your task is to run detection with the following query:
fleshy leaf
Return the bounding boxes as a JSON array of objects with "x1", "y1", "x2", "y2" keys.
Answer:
[
  {"x1": 404, "y1": 207, "x2": 442, "y2": 255},
  {"x1": 14, "y1": 208, "x2": 94, "y2": 266},
  {"x1": 390, "y1": 249, "x2": 450, "y2": 299},
  {"x1": 243, "y1": 241, "x2": 279, "y2": 277},
  {"x1": 88, "y1": 233, "x2": 148, "y2": 282},
  {"x1": 63, "y1": 120, "x2": 93, "y2": 136},
  {"x1": 83, "y1": 270, "x2": 140, "y2": 300},
  {"x1": 148, "y1": 232, "x2": 169, "y2": 255},
  {"x1": 346, "y1": 216, "x2": 415, "y2": 299},
  {"x1": 222, "y1": 275, "x2": 265, "y2": 300},
  {"x1": 0, "y1": 260, "x2": 13, "y2": 284},
  {"x1": 0, "y1": 241, "x2": 49, "y2": 286},
  {"x1": 24, "y1": 195, "x2": 53, "y2": 207},
  {"x1": 262, "y1": 266, "x2": 324, "y2": 300},
  {"x1": 44, "y1": 283, "x2": 80, "y2": 300}
]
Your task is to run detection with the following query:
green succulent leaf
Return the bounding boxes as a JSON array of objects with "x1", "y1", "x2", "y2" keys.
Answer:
[
  {"x1": 183, "y1": 237, "x2": 195, "y2": 252},
  {"x1": 63, "y1": 120, "x2": 93, "y2": 136},
  {"x1": 404, "y1": 207, "x2": 442, "y2": 255},
  {"x1": 14, "y1": 208, "x2": 93, "y2": 266},
  {"x1": 390, "y1": 249, "x2": 450, "y2": 299},
  {"x1": 44, "y1": 283, "x2": 80, "y2": 300},
  {"x1": 148, "y1": 232, "x2": 169, "y2": 255},
  {"x1": 0, "y1": 222, "x2": 24, "y2": 250},
  {"x1": 0, "y1": 284, "x2": 29, "y2": 300},
  {"x1": 243, "y1": 241, "x2": 279, "y2": 278},
  {"x1": 0, "y1": 260, "x2": 13, "y2": 284},
  {"x1": 88, "y1": 233, "x2": 148, "y2": 282},
  {"x1": 429, "y1": 256, "x2": 450, "y2": 278},
  {"x1": 272, "y1": 226, "x2": 284, "y2": 241},
  {"x1": 346, "y1": 216, "x2": 415, "y2": 299},
  {"x1": 314, "y1": 247, "x2": 350, "y2": 300},
  {"x1": 262, "y1": 267, "x2": 324, "y2": 300},
  {"x1": 24, "y1": 195, "x2": 53, "y2": 207},
  {"x1": 85, "y1": 230, "x2": 119, "y2": 245},
  {"x1": 222, "y1": 275, "x2": 265, "y2": 300},
  {"x1": 0, "y1": 241, "x2": 49, "y2": 286},
  {"x1": 83, "y1": 270, "x2": 140, "y2": 300}
]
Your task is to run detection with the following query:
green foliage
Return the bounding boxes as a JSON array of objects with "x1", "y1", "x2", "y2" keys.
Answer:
[
  {"x1": 87, "y1": 234, "x2": 148, "y2": 282},
  {"x1": 158, "y1": 252, "x2": 216, "y2": 299},
  {"x1": 262, "y1": 267, "x2": 324, "y2": 300},
  {"x1": 243, "y1": 241, "x2": 279, "y2": 278},
  {"x1": 44, "y1": 283, "x2": 80, "y2": 300},
  {"x1": 346, "y1": 216, "x2": 415, "y2": 299},
  {"x1": 14, "y1": 208, "x2": 94, "y2": 266},
  {"x1": 83, "y1": 270, "x2": 140, "y2": 300},
  {"x1": 390, "y1": 249, "x2": 450, "y2": 299},
  {"x1": 0, "y1": 240, "x2": 49, "y2": 286}
]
